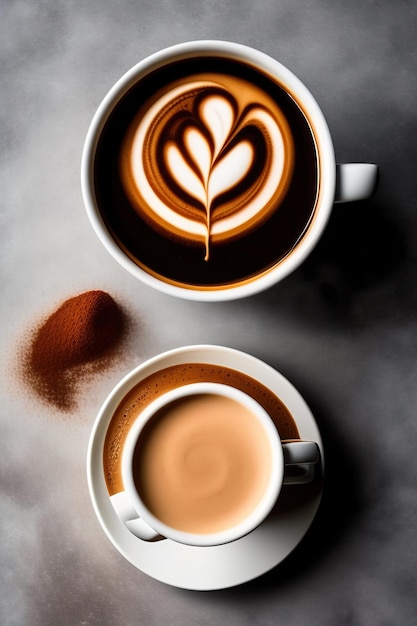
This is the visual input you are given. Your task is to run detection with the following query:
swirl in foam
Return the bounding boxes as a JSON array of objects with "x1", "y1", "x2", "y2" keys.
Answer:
[{"x1": 120, "y1": 72, "x2": 294, "y2": 260}]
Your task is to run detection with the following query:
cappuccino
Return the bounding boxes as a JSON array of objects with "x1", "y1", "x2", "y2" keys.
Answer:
[
  {"x1": 94, "y1": 57, "x2": 318, "y2": 289},
  {"x1": 132, "y1": 392, "x2": 272, "y2": 534}
]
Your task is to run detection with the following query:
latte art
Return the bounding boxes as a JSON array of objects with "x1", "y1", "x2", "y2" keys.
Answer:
[
  {"x1": 121, "y1": 74, "x2": 294, "y2": 259},
  {"x1": 96, "y1": 57, "x2": 318, "y2": 289}
]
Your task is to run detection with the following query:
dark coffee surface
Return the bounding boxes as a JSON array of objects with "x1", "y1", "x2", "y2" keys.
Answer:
[
  {"x1": 103, "y1": 362, "x2": 299, "y2": 495},
  {"x1": 94, "y1": 57, "x2": 318, "y2": 289}
]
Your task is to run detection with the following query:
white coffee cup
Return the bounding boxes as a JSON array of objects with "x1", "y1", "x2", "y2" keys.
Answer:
[
  {"x1": 81, "y1": 40, "x2": 378, "y2": 301},
  {"x1": 113, "y1": 382, "x2": 319, "y2": 547}
]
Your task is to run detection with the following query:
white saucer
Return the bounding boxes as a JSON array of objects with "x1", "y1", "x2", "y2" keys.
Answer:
[{"x1": 87, "y1": 345, "x2": 324, "y2": 591}]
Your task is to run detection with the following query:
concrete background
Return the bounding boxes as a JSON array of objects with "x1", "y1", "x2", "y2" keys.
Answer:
[{"x1": 1, "y1": 1, "x2": 417, "y2": 624}]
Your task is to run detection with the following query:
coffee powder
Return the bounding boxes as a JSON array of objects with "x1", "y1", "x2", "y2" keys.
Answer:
[{"x1": 24, "y1": 290, "x2": 126, "y2": 411}]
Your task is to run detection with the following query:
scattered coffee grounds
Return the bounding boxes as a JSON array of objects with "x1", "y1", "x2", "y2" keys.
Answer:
[{"x1": 24, "y1": 290, "x2": 126, "y2": 411}]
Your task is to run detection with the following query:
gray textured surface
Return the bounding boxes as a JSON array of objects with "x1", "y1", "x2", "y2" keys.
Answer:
[{"x1": 1, "y1": 1, "x2": 417, "y2": 624}]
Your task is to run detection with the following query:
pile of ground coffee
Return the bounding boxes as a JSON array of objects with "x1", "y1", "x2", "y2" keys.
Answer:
[{"x1": 24, "y1": 290, "x2": 126, "y2": 411}]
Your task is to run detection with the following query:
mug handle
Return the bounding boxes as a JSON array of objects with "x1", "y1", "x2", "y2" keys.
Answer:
[
  {"x1": 110, "y1": 491, "x2": 163, "y2": 541},
  {"x1": 110, "y1": 440, "x2": 321, "y2": 539},
  {"x1": 335, "y1": 163, "x2": 378, "y2": 203},
  {"x1": 282, "y1": 440, "x2": 320, "y2": 485}
]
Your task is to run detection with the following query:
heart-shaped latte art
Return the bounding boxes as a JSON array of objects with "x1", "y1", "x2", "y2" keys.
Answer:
[{"x1": 121, "y1": 75, "x2": 294, "y2": 260}]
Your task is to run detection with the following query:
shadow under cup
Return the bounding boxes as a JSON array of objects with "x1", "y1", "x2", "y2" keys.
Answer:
[{"x1": 84, "y1": 44, "x2": 326, "y2": 298}]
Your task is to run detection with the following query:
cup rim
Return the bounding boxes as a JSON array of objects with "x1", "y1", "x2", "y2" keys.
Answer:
[
  {"x1": 120, "y1": 381, "x2": 283, "y2": 547},
  {"x1": 81, "y1": 40, "x2": 336, "y2": 301}
]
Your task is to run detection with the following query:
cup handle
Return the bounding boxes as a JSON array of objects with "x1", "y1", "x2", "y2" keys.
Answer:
[
  {"x1": 335, "y1": 163, "x2": 378, "y2": 203},
  {"x1": 110, "y1": 491, "x2": 164, "y2": 541},
  {"x1": 282, "y1": 440, "x2": 320, "y2": 485}
]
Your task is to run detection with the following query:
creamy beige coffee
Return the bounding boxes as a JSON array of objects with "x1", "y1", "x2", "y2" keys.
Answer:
[
  {"x1": 94, "y1": 57, "x2": 318, "y2": 289},
  {"x1": 103, "y1": 363, "x2": 299, "y2": 496},
  {"x1": 132, "y1": 392, "x2": 272, "y2": 534}
]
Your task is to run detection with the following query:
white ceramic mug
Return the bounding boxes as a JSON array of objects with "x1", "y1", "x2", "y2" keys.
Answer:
[
  {"x1": 81, "y1": 40, "x2": 378, "y2": 301},
  {"x1": 112, "y1": 382, "x2": 319, "y2": 546}
]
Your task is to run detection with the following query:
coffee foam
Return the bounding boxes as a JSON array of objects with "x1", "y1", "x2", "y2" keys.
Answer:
[
  {"x1": 95, "y1": 58, "x2": 319, "y2": 290},
  {"x1": 120, "y1": 73, "x2": 294, "y2": 260},
  {"x1": 103, "y1": 363, "x2": 299, "y2": 496}
]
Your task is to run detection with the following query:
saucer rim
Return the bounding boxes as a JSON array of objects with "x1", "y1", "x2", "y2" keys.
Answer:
[{"x1": 87, "y1": 344, "x2": 324, "y2": 590}]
